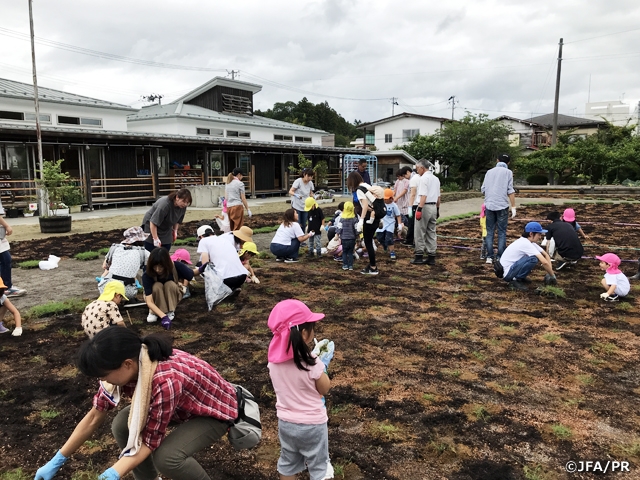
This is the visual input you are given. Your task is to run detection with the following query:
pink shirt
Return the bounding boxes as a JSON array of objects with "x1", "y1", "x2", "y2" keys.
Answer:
[{"x1": 268, "y1": 358, "x2": 327, "y2": 425}]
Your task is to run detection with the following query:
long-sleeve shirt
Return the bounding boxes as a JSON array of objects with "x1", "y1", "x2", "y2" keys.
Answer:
[{"x1": 481, "y1": 162, "x2": 515, "y2": 211}]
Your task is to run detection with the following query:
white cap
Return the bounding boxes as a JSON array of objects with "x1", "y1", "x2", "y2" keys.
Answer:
[{"x1": 197, "y1": 225, "x2": 213, "y2": 237}]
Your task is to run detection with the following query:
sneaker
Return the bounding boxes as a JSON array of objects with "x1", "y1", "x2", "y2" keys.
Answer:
[
  {"x1": 182, "y1": 288, "x2": 191, "y2": 299},
  {"x1": 390, "y1": 252, "x2": 397, "y2": 260},
  {"x1": 5, "y1": 286, "x2": 26, "y2": 297},
  {"x1": 147, "y1": 312, "x2": 158, "y2": 323},
  {"x1": 349, "y1": 266, "x2": 353, "y2": 271},
  {"x1": 323, "y1": 461, "x2": 335, "y2": 480},
  {"x1": 307, "y1": 252, "x2": 315, "y2": 258},
  {"x1": 229, "y1": 287, "x2": 242, "y2": 298},
  {"x1": 360, "y1": 265, "x2": 379, "y2": 275},
  {"x1": 556, "y1": 261, "x2": 568, "y2": 271},
  {"x1": 284, "y1": 258, "x2": 299, "y2": 263},
  {"x1": 275, "y1": 257, "x2": 285, "y2": 262},
  {"x1": 604, "y1": 294, "x2": 620, "y2": 302},
  {"x1": 485, "y1": 257, "x2": 493, "y2": 264},
  {"x1": 0, "y1": 322, "x2": 8, "y2": 334},
  {"x1": 342, "y1": 265, "x2": 348, "y2": 270},
  {"x1": 508, "y1": 280, "x2": 528, "y2": 291},
  {"x1": 11, "y1": 327, "x2": 22, "y2": 337},
  {"x1": 333, "y1": 256, "x2": 342, "y2": 262},
  {"x1": 167, "y1": 311, "x2": 175, "y2": 321}
]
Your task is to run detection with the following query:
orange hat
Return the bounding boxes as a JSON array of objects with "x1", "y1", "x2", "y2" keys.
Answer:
[{"x1": 384, "y1": 188, "x2": 394, "y2": 200}]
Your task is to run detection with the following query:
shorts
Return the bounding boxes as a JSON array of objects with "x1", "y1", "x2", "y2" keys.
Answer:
[{"x1": 277, "y1": 419, "x2": 330, "y2": 480}]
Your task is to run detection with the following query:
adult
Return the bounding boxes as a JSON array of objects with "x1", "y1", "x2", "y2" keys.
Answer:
[
  {"x1": 270, "y1": 208, "x2": 315, "y2": 263},
  {"x1": 142, "y1": 189, "x2": 192, "y2": 252},
  {"x1": 82, "y1": 281, "x2": 127, "y2": 338},
  {"x1": 0, "y1": 198, "x2": 25, "y2": 297},
  {"x1": 98, "y1": 226, "x2": 149, "y2": 302},
  {"x1": 347, "y1": 171, "x2": 379, "y2": 275},
  {"x1": 221, "y1": 225, "x2": 254, "y2": 252},
  {"x1": 403, "y1": 166, "x2": 422, "y2": 246},
  {"x1": 499, "y1": 222, "x2": 556, "y2": 291},
  {"x1": 481, "y1": 153, "x2": 516, "y2": 263},
  {"x1": 34, "y1": 327, "x2": 238, "y2": 480},
  {"x1": 197, "y1": 225, "x2": 250, "y2": 291},
  {"x1": 393, "y1": 167, "x2": 411, "y2": 226},
  {"x1": 142, "y1": 248, "x2": 194, "y2": 328},
  {"x1": 411, "y1": 161, "x2": 441, "y2": 266},
  {"x1": 288, "y1": 167, "x2": 315, "y2": 237},
  {"x1": 225, "y1": 168, "x2": 251, "y2": 231},
  {"x1": 357, "y1": 158, "x2": 372, "y2": 185},
  {"x1": 544, "y1": 211, "x2": 584, "y2": 270}
]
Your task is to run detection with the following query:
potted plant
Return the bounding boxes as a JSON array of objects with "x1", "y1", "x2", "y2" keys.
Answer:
[
  {"x1": 61, "y1": 186, "x2": 84, "y2": 213},
  {"x1": 35, "y1": 159, "x2": 73, "y2": 233}
]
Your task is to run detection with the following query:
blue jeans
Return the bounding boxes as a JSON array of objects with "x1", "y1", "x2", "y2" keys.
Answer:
[
  {"x1": 485, "y1": 207, "x2": 509, "y2": 259},
  {"x1": 310, "y1": 233, "x2": 322, "y2": 254},
  {"x1": 270, "y1": 239, "x2": 301, "y2": 260},
  {"x1": 504, "y1": 255, "x2": 538, "y2": 281},
  {"x1": 376, "y1": 230, "x2": 394, "y2": 250},
  {"x1": 0, "y1": 249, "x2": 12, "y2": 288},
  {"x1": 342, "y1": 239, "x2": 356, "y2": 268},
  {"x1": 296, "y1": 210, "x2": 308, "y2": 234}
]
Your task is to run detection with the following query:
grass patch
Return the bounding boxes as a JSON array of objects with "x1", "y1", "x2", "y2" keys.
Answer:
[
  {"x1": 576, "y1": 374, "x2": 595, "y2": 386},
  {"x1": 173, "y1": 237, "x2": 196, "y2": 245},
  {"x1": 591, "y1": 342, "x2": 617, "y2": 356},
  {"x1": 253, "y1": 225, "x2": 280, "y2": 234},
  {"x1": 26, "y1": 299, "x2": 88, "y2": 319},
  {"x1": 256, "y1": 251, "x2": 273, "y2": 260},
  {"x1": 499, "y1": 324, "x2": 516, "y2": 332},
  {"x1": 371, "y1": 420, "x2": 400, "y2": 439},
  {"x1": 523, "y1": 465, "x2": 548, "y2": 480},
  {"x1": 550, "y1": 423, "x2": 572, "y2": 439},
  {"x1": 422, "y1": 393, "x2": 436, "y2": 402},
  {"x1": 40, "y1": 409, "x2": 60, "y2": 420},
  {"x1": 437, "y1": 211, "x2": 479, "y2": 224},
  {"x1": 616, "y1": 302, "x2": 633, "y2": 311},
  {"x1": 74, "y1": 251, "x2": 100, "y2": 261},
  {"x1": 0, "y1": 469, "x2": 31, "y2": 480},
  {"x1": 97, "y1": 247, "x2": 111, "y2": 255},
  {"x1": 472, "y1": 405, "x2": 490, "y2": 421},
  {"x1": 18, "y1": 259, "x2": 41, "y2": 269},
  {"x1": 537, "y1": 285, "x2": 566, "y2": 298},
  {"x1": 448, "y1": 329, "x2": 461, "y2": 337},
  {"x1": 542, "y1": 333, "x2": 561, "y2": 342},
  {"x1": 471, "y1": 351, "x2": 486, "y2": 361}
]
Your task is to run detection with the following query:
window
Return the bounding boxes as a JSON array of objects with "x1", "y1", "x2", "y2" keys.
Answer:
[
  {"x1": 0, "y1": 111, "x2": 25, "y2": 121},
  {"x1": 0, "y1": 111, "x2": 51, "y2": 123},
  {"x1": 274, "y1": 134, "x2": 293, "y2": 142},
  {"x1": 402, "y1": 129, "x2": 419, "y2": 142},
  {"x1": 24, "y1": 113, "x2": 52, "y2": 123},
  {"x1": 57, "y1": 115, "x2": 102, "y2": 127},
  {"x1": 365, "y1": 133, "x2": 375, "y2": 145},
  {"x1": 156, "y1": 149, "x2": 169, "y2": 176},
  {"x1": 135, "y1": 148, "x2": 151, "y2": 176},
  {"x1": 384, "y1": 134, "x2": 393, "y2": 143},
  {"x1": 196, "y1": 127, "x2": 223, "y2": 136},
  {"x1": 227, "y1": 130, "x2": 251, "y2": 138},
  {"x1": 295, "y1": 136, "x2": 312, "y2": 143}
]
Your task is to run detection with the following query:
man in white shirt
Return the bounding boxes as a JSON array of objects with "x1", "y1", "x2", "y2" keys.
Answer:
[
  {"x1": 411, "y1": 161, "x2": 441, "y2": 266},
  {"x1": 500, "y1": 222, "x2": 556, "y2": 290},
  {"x1": 403, "y1": 166, "x2": 423, "y2": 246}
]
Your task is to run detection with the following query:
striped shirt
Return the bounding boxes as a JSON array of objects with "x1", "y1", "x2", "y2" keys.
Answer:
[
  {"x1": 93, "y1": 349, "x2": 238, "y2": 450},
  {"x1": 393, "y1": 177, "x2": 410, "y2": 215}
]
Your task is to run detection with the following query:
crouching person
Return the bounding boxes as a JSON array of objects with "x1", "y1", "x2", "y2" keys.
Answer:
[
  {"x1": 81, "y1": 281, "x2": 127, "y2": 338},
  {"x1": 597, "y1": 253, "x2": 630, "y2": 302},
  {"x1": 34, "y1": 327, "x2": 239, "y2": 480},
  {"x1": 499, "y1": 222, "x2": 556, "y2": 291}
]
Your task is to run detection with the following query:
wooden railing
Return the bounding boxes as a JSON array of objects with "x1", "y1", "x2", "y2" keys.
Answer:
[
  {"x1": 89, "y1": 177, "x2": 155, "y2": 203},
  {"x1": 287, "y1": 172, "x2": 342, "y2": 191},
  {"x1": 0, "y1": 179, "x2": 38, "y2": 207}
]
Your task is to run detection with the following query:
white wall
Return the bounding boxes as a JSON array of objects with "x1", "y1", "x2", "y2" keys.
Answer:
[
  {"x1": 0, "y1": 97, "x2": 130, "y2": 131},
  {"x1": 373, "y1": 116, "x2": 444, "y2": 151}
]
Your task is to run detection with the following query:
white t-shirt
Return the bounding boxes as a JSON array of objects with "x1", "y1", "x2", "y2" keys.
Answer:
[
  {"x1": 197, "y1": 235, "x2": 248, "y2": 279},
  {"x1": 500, "y1": 237, "x2": 543, "y2": 278},
  {"x1": 271, "y1": 223, "x2": 304, "y2": 246},
  {"x1": 417, "y1": 171, "x2": 441, "y2": 203},
  {"x1": 409, "y1": 174, "x2": 421, "y2": 206},
  {"x1": 604, "y1": 272, "x2": 630, "y2": 296}
]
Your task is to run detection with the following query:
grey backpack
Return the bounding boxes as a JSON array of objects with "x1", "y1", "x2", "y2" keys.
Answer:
[{"x1": 227, "y1": 385, "x2": 262, "y2": 450}]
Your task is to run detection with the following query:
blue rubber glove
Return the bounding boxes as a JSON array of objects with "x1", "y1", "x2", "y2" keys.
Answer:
[
  {"x1": 34, "y1": 451, "x2": 67, "y2": 480},
  {"x1": 312, "y1": 339, "x2": 335, "y2": 370},
  {"x1": 98, "y1": 467, "x2": 120, "y2": 480},
  {"x1": 161, "y1": 315, "x2": 171, "y2": 330}
]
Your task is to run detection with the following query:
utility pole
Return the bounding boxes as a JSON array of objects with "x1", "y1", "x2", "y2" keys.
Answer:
[
  {"x1": 637, "y1": 101, "x2": 640, "y2": 136},
  {"x1": 28, "y1": 0, "x2": 44, "y2": 212},
  {"x1": 391, "y1": 97, "x2": 399, "y2": 116},
  {"x1": 227, "y1": 70, "x2": 238, "y2": 80},
  {"x1": 448, "y1": 96, "x2": 457, "y2": 120},
  {"x1": 551, "y1": 38, "x2": 563, "y2": 146}
]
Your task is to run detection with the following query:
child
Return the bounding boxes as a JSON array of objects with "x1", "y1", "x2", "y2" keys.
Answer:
[
  {"x1": 597, "y1": 253, "x2": 630, "y2": 302},
  {"x1": 215, "y1": 198, "x2": 231, "y2": 234},
  {"x1": 239, "y1": 241, "x2": 260, "y2": 283},
  {"x1": 267, "y1": 299, "x2": 335, "y2": 480},
  {"x1": 170, "y1": 248, "x2": 193, "y2": 299},
  {"x1": 337, "y1": 201, "x2": 358, "y2": 271},
  {"x1": 325, "y1": 202, "x2": 344, "y2": 243},
  {"x1": 305, "y1": 197, "x2": 325, "y2": 258},
  {"x1": 81, "y1": 280, "x2": 127, "y2": 338},
  {"x1": 375, "y1": 189, "x2": 402, "y2": 260},
  {"x1": 480, "y1": 204, "x2": 489, "y2": 262},
  {"x1": 0, "y1": 278, "x2": 22, "y2": 336},
  {"x1": 562, "y1": 208, "x2": 590, "y2": 241}
]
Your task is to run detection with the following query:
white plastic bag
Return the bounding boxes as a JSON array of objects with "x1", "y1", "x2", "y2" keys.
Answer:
[
  {"x1": 202, "y1": 263, "x2": 233, "y2": 310},
  {"x1": 39, "y1": 254, "x2": 61, "y2": 270}
]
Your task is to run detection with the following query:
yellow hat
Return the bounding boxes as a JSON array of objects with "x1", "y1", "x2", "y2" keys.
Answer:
[
  {"x1": 98, "y1": 280, "x2": 129, "y2": 302},
  {"x1": 304, "y1": 197, "x2": 318, "y2": 211},
  {"x1": 239, "y1": 241, "x2": 259, "y2": 256}
]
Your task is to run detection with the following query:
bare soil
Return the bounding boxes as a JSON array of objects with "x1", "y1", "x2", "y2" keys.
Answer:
[{"x1": 1, "y1": 203, "x2": 640, "y2": 480}]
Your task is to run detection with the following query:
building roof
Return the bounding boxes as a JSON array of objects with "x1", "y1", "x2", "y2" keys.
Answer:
[
  {"x1": 528, "y1": 113, "x2": 605, "y2": 128},
  {"x1": 127, "y1": 102, "x2": 328, "y2": 134},
  {"x1": 172, "y1": 77, "x2": 262, "y2": 104},
  {"x1": 495, "y1": 115, "x2": 545, "y2": 128},
  {"x1": 0, "y1": 77, "x2": 136, "y2": 111},
  {"x1": 370, "y1": 149, "x2": 419, "y2": 164},
  {"x1": 359, "y1": 112, "x2": 450, "y2": 129}
]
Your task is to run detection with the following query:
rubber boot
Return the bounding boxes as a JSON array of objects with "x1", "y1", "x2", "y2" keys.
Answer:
[
  {"x1": 426, "y1": 255, "x2": 436, "y2": 266},
  {"x1": 410, "y1": 254, "x2": 428, "y2": 265}
]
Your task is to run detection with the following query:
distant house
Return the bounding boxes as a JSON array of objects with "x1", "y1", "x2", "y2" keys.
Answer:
[
  {"x1": 0, "y1": 76, "x2": 360, "y2": 207},
  {"x1": 358, "y1": 113, "x2": 449, "y2": 152},
  {"x1": 584, "y1": 101, "x2": 634, "y2": 127}
]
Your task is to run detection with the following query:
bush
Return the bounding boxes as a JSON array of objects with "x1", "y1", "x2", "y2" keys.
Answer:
[
  {"x1": 441, "y1": 183, "x2": 460, "y2": 192},
  {"x1": 526, "y1": 174, "x2": 549, "y2": 186}
]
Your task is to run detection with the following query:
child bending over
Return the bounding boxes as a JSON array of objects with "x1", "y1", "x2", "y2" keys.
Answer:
[{"x1": 239, "y1": 241, "x2": 260, "y2": 283}]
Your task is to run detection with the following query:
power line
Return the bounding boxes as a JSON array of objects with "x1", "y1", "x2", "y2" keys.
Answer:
[{"x1": 565, "y1": 27, "x2": 640, "y2": 44}]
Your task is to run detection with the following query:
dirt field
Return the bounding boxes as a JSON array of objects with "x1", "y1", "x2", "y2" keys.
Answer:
[{"x1": 1, "y1": 203, "x2": 640, "y2": 480}]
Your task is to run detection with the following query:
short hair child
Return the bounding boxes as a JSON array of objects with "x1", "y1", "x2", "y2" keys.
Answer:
[{"x1": 375, "y1": 189, "x2": 401, "y2": 260}]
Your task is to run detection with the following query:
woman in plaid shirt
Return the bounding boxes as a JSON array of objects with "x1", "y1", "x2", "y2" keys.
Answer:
[{"x1": 34, "y1": 328, "x2": 238, "y2": 480}]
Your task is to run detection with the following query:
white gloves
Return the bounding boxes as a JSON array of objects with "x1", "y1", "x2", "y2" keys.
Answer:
[
  {"x1": 153, "y1": 238, "x2": 161, "y2": 247},
  {"x1": 356, "y1": 219, "x2": 364, "y2": 233},
  {"x1": 541, "y1": 238, "x2": 548, "y2": 247},
  {"x1": 600, "y1": 292, "x2": 610, "y2": 299},
  {"x1": 511, "y1": 207, "x2": 517, "y2": 218},
  {"x1": 308, "y1": 231, "x2": 315, "y2": 237},
  {"x1": 247, "y1": 209, "x2": 253, "y2": 218},
  {"x1": 312, "y1": 339, "x2": 335, "y2": 370},
  {"x1": 397, "y1": 223, "x2": 404, "y2": 232},
  {"x1": 251, "y1": 275, "x2": 260, "y2": 284}
]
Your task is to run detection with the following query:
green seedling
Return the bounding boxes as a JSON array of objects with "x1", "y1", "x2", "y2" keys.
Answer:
[
  {"x1": 551, "y1": 423, "x2": 572, "y2": 439},
  {"x1": 74, "y1": 251, "x2": 100, "y2": 261},
  {"x1": 18, "y1": 260, "x2": 40, "y2": 269},
  {"x1": 577, "y1": 374, "x2": 595, "y2": 386},
  {"x1": 471, "y1": 351, "x2": 486, "y2": 361},
  {"x1": 0, "y1": 468, "x2": 31, "y2": 480},
  {"x1": 422, "y1": 393, "x2": 436, "y2": 402},
  {"x1": 523, "y1": 465, "x2": 547, "y2": 480},
  {"x1": 41, "y1": 409, "x2": 60, "y2": 420},
  {"x1": 542, "y1": 333, "x2": 561, "y2": 342},
  {"x1": 499, "y1": 324, "x2": 516, "y2": 332},
  {"x1": 473, "y1": 406, "x2": 490, "y2": 421},
  {"x1": 591, "y1": 342, "x2": 617, "y2": 356},
  {"x1": 97, "y1": 247, "x2": 111, "y2": 255}
]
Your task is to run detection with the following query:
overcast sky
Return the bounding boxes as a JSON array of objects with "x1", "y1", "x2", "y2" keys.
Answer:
[{"x1": 1, "y1": 0, "x2": 639, "y2": 124}]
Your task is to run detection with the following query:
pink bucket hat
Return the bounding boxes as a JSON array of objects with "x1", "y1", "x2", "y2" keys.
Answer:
[
  {"x1": 268, "y1": 299, "x2": 325, "y2": 364},
  {"x1": 596, "y1": 253, "x2": 621, "y2": 274},
  {"x1": 170, "y1": 248, "x2": 192, "y2": 264},
  {"x1": 563, "y1": 208, "x2": 576, "y2": 222}
]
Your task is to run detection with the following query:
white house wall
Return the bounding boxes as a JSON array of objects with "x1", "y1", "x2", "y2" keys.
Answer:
[
  {"x1": 0, "y1": 97, "x2": 129, "y2": 131},
  {"x1": 374, "y1": 116, "x2": 443, "y2": 151}
]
